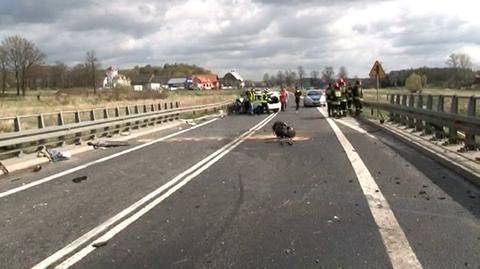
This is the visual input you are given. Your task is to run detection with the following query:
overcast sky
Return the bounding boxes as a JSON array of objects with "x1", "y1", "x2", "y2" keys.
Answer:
[{"x1": 1, "y1": 0, "x2": 479, "y2": 80}]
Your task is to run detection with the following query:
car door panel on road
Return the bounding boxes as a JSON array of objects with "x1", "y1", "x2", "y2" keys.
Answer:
[
  {"x1": 69, "y1": 107, "x2": 393, "y2": 269},
  {"x1": 335, "y1": 119, "x2": 480, "y2": 269},
  {"x1": 0, "y1": 115, "x2": 273, "y2": 269}
]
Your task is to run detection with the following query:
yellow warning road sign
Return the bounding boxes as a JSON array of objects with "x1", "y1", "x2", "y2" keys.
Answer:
[{"x1": 369, "y1": 60, "x2": 386, "y2": 79}]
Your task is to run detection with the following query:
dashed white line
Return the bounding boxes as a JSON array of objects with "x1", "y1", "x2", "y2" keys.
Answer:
[{"x1": 317, "y1": 107, "x2": 423, "y2": 269}]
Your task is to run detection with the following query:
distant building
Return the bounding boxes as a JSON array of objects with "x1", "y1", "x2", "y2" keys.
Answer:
[
  {"x1": 131, "y1": 74, "x2": 168, "y2": 91},
  {"x1": 192, "y1": 74, "x2": 219, "y2": 90},
  {"x1": 103, "y1": 66, "x2": 130, "y2": 88},
  {"x1": 221, "y1": 71, "x2": 245, "y2": 89}
]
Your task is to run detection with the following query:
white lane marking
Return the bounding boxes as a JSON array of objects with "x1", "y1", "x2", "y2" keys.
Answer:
[
  {"x1": 334, "y1": 118, "x2": 377, "y2": 140},
  {"x1": 55, "y1": 112, "x2": 278, "y2": 269},
  {"x1": 0, "y1": 118, "x2": 219, "y2": 200},
  {"x1": 32, "y1": 113, "x2": 277, "y2": 269},
  {"x1": 317, "y1": 107, "x2": 423, "y2": 269}
]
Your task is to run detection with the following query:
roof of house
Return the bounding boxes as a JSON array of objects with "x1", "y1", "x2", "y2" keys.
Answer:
[
  {"x1": 131, "y1": 74, "x2": 153, "y2": 85},
  {"x1": 224, "y1": 71, "x2": 244, "y2": 82},
  {"x1": 193, "y1": 74, "x2": 218, "y2": 83},
  {"x1": 168, "y1": 78, "x2": 188, "y2": 84}
]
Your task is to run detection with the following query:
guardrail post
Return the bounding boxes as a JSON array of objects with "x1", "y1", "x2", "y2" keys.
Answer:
[
  {"x1": 57, "y1": 112, "x2": 64, "y2": 126},
  {"x1": 151, "y1": 104, "x2": 155, "y2": 112},
  {"x1": 394, "y1": 94, "x2": 401, "y2": 123},
  {"x1": 175, "y1": 102, "x2": 179, "y2": 108},
  {"x1": 407, "y1": 95, "x2": 415, "y2": 128},
  {"x1": 90, "y1": 109, "x2": 96, "y2": 121},
  {"x1": 103, "y1": 108, "x2": 109, "y2": 119},
  {"x1": 158, "y1": 103, "x2": 162, "y2": 111},
  {"x1": 432, "y1": 95, "x2": 445, "y2": 139},
  {"x1": 424, "y1": 95, "x2": 433, "y2": 135},
  {"x1": 464, "y1": 96, "x2": 477, "y2": 150},
  {"x1": 74, "y1": 111, "x2": 81, "y2": 123},
  {"x1": 400, "y1": 95, "x2": 407, "y2": 125},
  {"x1": 448, "y1": 95, "x2": 459, "y2": 144},
  {"x1": 170, "y1": 102, "x2": 174, "y2": 109},
  {"x1": 115, "y1": 107, "x2": 120, "y2": 117},
  {"x1": 143, "y1": 104, "x2": 148, "y2": 113},
  {"x1": 37, "y1": 114, "x2": 45, "y2": 129},
  {"x1": 164, "y1": 103, "x2": 168, "y2": 110},
  {"x1": 388, "y1": 94, "x2": 395, "y2": 121},
  {"x1": 126, "y1": 106, "x2": 131, "y2": 116},
  {"x1": 415, "y1": 95, "x2": 424, "y2": 132},
  {"x1": 134, "y1": 105, "x2": 139, "y2": 114},
  {"x1": 13, "y1": 116, "x2": 21, "y2": 132}
]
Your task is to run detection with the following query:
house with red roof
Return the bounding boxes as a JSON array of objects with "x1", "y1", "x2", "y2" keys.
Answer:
[{"x1": 192, "y1": 74, "x2": 219, "y2": 90}]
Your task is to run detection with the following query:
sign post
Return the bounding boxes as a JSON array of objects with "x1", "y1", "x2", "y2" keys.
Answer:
[{"x1": 369, "y1": 60, "x2": 386, "y2": 119}]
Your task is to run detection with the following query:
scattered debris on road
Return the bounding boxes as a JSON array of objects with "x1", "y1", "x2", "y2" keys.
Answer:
[
  {"x1": 120, "y1": 131, "x2": 131, "y2": 136},
  {"x1": 333, "y1": 216, "x2": 340, "y2": 222},
  {"x1": 88, "y1": 140, "x2": 130, "y2": 149},
  {"x1": 33, "y1": 165, "x2": 42, "y2": 172},
  {"x1": 72, "y1": 176, "x2": 88, "y2": 183},
  {"x1": 0, "y1": 161, "x2": 9, "y2": 175},
  {"x1": 32, "y1": 202, "x2": 48, "y2": 209},
  {"x1": 92, "y1": 241, "x2": 108, "y2": 248},
  {"x1": 272, "y1": 121, "x2": 295, "y2": 145}
]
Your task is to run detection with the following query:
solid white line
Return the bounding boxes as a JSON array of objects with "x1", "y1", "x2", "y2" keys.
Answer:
[
  {"x1": 0, "y1": 118, "x2": 219, "y2": 200},
  {"x1": 32, "y1": 113, "x2": 277, "y2": 269},
  {"x1": 333, "y1": 117, "x2": 377, "y2": 140},
  {"x1": 55, "y1": 112, "x2": 278, "y2": 269},
  {"x1": 317, "y1": 107, "x2": 423, "y2": 269}
]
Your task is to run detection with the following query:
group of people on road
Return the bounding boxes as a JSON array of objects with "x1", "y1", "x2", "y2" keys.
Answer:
[
  {"x1": 244, "y1": 88, "x2": 271, "y2": 115},
  {"x1": 278, "y1": 87, "x2": 303, "y2": 112},
  {"x1": 325, "y1": 79, "x2": 363, "y2": 117}
]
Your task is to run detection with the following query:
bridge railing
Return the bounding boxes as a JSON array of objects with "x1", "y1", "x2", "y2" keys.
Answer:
[
  {"x1": 0, "y1": 101, "x2": 230, "y2": 159},
  {"x1": 364, "y1": 94, "x2": 480, "y2": 151}
]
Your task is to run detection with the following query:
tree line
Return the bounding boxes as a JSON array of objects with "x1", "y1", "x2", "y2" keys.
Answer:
[{"x1": 263, "y1": 65, "x2": 349, "y2": 88}]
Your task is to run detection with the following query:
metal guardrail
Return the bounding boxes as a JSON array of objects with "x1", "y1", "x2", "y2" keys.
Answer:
[
  {"x1": 0, "y1": 101, "x2": 230, "y2": 159},
  {"x1": 364, "y1": 94, "x2": 480, "y2": 151}
]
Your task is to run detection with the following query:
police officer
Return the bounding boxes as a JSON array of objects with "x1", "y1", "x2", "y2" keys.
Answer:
[
  {"x1": 352, "y1": 80, "x2": 363, "y2": 115},
  {"x1": 294, "y1": 87, "x2": 302, "y2": 111},
  {"x1": 325, "y1": 83, "x2": 334, "y2": 117},
  {"x1": 261, "y1": 90, "x2": 269, "y2": 114},
  {"x1": 246, "y1": 89, "x2": 255, "y2": 115},
  {"x1": 346, "y1": 84, "x2": 353, "y2": 114}
]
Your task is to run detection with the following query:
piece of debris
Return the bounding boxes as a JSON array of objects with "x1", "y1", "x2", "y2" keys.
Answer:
[
  {"x1": 468, "y1": 195, "x2": 476, "y2": 199},
  {"x1": 33, "y1": 165, "x2": 42, "y2": 172},
  {"x1": 11, "y1": 178, "x2": 21, "y2": 182},
  {"x1": 120, "y1": 131, "x2": 130, "y2": 136},
  {"x1": 396, "y1": 181, "x2": 401, "y2": 185},
  {"x1": 272, "y1": 121, "x2": 296, "y2": 145},
  {"x1": 438, "y1": 197, "x2": 446, "y2": 200},
  {"x1": 42, "y1": 149, "x2": 71, "y2": 162},
  {"x1": 315, "y1": 259, "x2": 320, "y2": 264},
  {"x1": 195, "y1": 205, "x2": 201, "y2": 209},
  {"x1": 88, "y1": 140, "x2": 129, "y2": 149},
  {"x1": 92, "y1": 241, "x2": 108, "y2": 248},
  {"x1": 422, "y1": 185, "x2": 428, "y2": 188},
  {"x1": 72, "y1": 176, "x2": 88, "y2": 183},
  {"x1": 0, "y1": 161, "x2": 10, "y2": 175},
  {"x1": 419, "y1": 190, "x2": 427, "y2": 195},
  {"x1": 333, "y1": 216, "x2": 340, "y2": 222}
]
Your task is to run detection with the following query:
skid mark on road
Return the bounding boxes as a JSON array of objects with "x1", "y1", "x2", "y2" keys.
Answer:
[
  {"x1": 33, "y1": 113, "x2": 278, "y2": 269},
  {"x1": 317, "y1": 107, "x2": 423, "y2": 269}
]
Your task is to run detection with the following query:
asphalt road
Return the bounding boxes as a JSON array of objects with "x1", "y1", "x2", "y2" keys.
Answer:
[{"x1": 0, "y1": 100, "x2": 479, "y2": 269}]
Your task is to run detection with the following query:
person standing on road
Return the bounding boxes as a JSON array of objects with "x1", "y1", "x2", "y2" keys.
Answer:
[
  {"x1": 261, "y1": 90, "x2": 269, "y2": 114},
  {"x1": 325, "y1": 83, "x2": 334, "y2": 117},
  {"x1": 246, "y1": 89, "x2": 254, "y2": 115},
  {"x1": 294, "y1": 88, "x2": 302, "y2": 111},
  {"x1": 279, "y1": 87, "x2": 288, "y2": 112},
  {"x1": 352, "y1": 80, "x2": 363, "y2": 114}
]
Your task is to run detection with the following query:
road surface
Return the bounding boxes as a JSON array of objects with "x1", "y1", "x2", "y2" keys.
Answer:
[{"x1": 0, "y1": 101, "x2": 479, "y2": 269}]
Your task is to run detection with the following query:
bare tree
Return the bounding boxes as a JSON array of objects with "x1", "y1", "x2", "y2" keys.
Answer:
[
  {"x1": 285, "y1": 70, "x2": 297, "y2": 87},
  {"x1": 85, "y1": 50, "x2": 100, "y2": 94},
  {"x1": 446, "y1": 53, "x2": 473, "y2": 86},
  {"x1": 276, "y1": 70, "x2": 285, "y2": 86},
  {"x1": 446, "y1": 53, "x2": 460, "y2": 68},
  {"x1": 263, "y1": 73, "x2": 271, "y2": 87},
  {"x1": 0, "y1": 45, "x2": 7, "y2": 94},
  {"x1": 338, "y1": 66, "x2": 348, "y2": 79},
  {"x1": 297, "y1": 66, "x2": 306, "y2": 88},
  {"x1": 1, "y1": 35, "x2": 45, "y2": 96},
  {"x1": 310, "y1": 70, "x2": 319, "y2": 87},
  {"x1": 322, "y1": 66, "x2": 335, "y2": 83}
]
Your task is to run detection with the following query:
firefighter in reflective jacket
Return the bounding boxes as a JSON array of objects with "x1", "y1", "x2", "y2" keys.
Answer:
[
  {"x1": 261, "y1": 90, "x2": 269, "y2": 114},
  {"x1": 352, "y1": 80, "x2": 363, "y2": 114}
]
